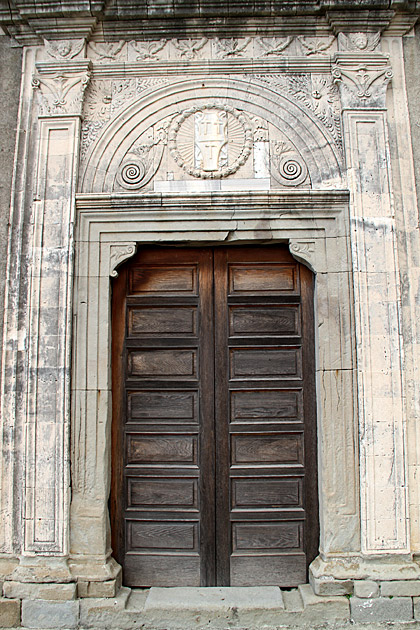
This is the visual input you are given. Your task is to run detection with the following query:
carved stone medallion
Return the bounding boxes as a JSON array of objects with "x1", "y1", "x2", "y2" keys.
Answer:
[{"x1": 168, "y1": 104, "x2": 253, "y2": 178}]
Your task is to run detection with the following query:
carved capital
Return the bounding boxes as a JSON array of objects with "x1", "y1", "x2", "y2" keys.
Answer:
[
  {"x1": 109, "y1": 243, "x2": 137, "y2": 277},
  {"x1": 32, "y1": 68, "x2": 91, "y2": 117},
  {"x1": 332, "y1": 64, "x2": 392, "y2": 109}
]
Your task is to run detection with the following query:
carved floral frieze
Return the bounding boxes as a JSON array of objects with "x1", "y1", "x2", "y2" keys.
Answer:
[{"x1": 37, "y1": 33, "x2": 386, "y2": 66}]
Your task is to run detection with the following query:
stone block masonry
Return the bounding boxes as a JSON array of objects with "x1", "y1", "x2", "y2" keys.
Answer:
[{"x1": 0, "y1": 598, "x2": 20, "y2": 628}]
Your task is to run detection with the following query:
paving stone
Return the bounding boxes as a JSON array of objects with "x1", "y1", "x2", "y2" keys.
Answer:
[
  {"x1": 350, "y1": 596, "x2": 413, "y2": 623},
  {"x1": 22, "y1": 600, "x2": 79, "y2": 629},
  {"x1": 381, "y1": 580, "x2": 420, "y2": 597},
  {"x1": 354, "y1": 580, "x2": 379, "y2": 598},
  {"x1": 4, "y1": 581, "x2": 76, "y2": 601},
  {"x1": 0, "y1": 597, "x2": 20, "y2": 628}
]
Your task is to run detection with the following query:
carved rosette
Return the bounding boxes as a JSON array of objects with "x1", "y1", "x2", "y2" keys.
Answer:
[{"x1": 168, "y1": 104, "x2": 253, "y2": 179}]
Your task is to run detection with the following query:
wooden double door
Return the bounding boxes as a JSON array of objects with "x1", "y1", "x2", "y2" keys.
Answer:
[{"x1": 111, "y1": 245, "x2": 318, "y2": 587}]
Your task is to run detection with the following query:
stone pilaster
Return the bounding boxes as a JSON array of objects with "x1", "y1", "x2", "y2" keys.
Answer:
[
  {"x1": 19, "y1": 58, "x2": 90, "y2": 562},
  {"x1": 333, "y1": 48, "x2": 409, "y2": 555}
]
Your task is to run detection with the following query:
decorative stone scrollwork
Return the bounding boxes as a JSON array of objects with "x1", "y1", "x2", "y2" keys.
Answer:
[
  {"x1": 32, "y1": 71, "x2": 91, "y2": 116},
  {"x1": 115, "y1": 125, "x2": 167, "y2": 191},
  {"x1": 297, "y1": 36, "x2": 335, "y2": 56},
  {"x1": 117, "y1": 162, "x2": 147, "y2": 189},
  {"x1": 109, "y1": 244, "x2": 137, "y2": 278},
  {"x1": 289, "y1": 240, "x2": 316, "y2": 270},
  {"x1": 256, "y1": 37, "x2": 293, "y2": 57},
  {"x1": 168, "y1": 104, "x2": 253, "y2": 179},
  {"x1": 271, "y1": 140, "x2": 309, "y2": 187},
  {"x1": 332, "y1": 65, "x2": 393, "y2": 108}
]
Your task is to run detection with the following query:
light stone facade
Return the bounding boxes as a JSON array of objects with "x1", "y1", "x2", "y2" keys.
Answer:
[{"x1": 1, "y1": 1, "x2": 420, "y2": 627}]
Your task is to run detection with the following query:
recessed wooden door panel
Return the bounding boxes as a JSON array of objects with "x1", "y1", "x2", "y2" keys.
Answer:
[{"x1": 111, "y1": 245, "x2": 318, "y2": 588}]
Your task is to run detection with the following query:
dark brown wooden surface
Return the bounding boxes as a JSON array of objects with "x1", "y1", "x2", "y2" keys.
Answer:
[{"x1": 111, "y1": 245, "x2": 318, "y2": 587}]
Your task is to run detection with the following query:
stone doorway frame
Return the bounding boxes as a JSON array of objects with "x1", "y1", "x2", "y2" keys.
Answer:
[{"x1": 68, "y1": 189, "x2": 358, "y2": 591}]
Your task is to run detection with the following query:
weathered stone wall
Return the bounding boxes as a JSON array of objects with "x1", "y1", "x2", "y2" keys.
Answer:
[{"x1": 0, "y1": 36, "x2": 21, "y2": 363}]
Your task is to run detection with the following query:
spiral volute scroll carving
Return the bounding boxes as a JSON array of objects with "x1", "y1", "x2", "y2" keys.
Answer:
[
  {"x1": 271, "y1": 140, "x2": 309, "y2": 187},
  {"x1": 117, "y1": 160, "x2": 147, "y2": 190},
  {"x1": 279, "y1": 159, "x2": 303, "y2": 180}
]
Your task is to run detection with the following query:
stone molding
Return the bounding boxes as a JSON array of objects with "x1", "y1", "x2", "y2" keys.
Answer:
[
  {"x1": 1, "y1": 3, "x2": 418, "y2": 44},
  {"x1": 69, "y1": 190, "x2": 359, "y2": 581}
]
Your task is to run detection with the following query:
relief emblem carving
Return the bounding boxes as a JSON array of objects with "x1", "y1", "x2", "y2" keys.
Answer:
[{"x1": 168, "y1": 104, "x2": 253, "y2": 178}]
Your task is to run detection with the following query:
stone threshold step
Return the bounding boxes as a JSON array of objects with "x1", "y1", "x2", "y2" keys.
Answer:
[{"x1": 78, "y1": 584, "x2": 350, "y2": 629}]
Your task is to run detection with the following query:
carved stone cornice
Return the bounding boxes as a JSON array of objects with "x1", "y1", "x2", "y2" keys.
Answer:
[
  {"x1": 32, "y1": 60, "x2": 92, "y2": 117},
  {"x1": 326, "y1": 9, "x2": 396, "y2": 35},
  {"x1": 1, "y1": 2, "x2": 418, "y2": 45}
]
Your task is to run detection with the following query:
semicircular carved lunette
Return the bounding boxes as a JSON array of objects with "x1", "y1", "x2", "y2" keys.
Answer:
[{"x1": 79, "y1": 77, "x2": 343, "y2": 194}]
